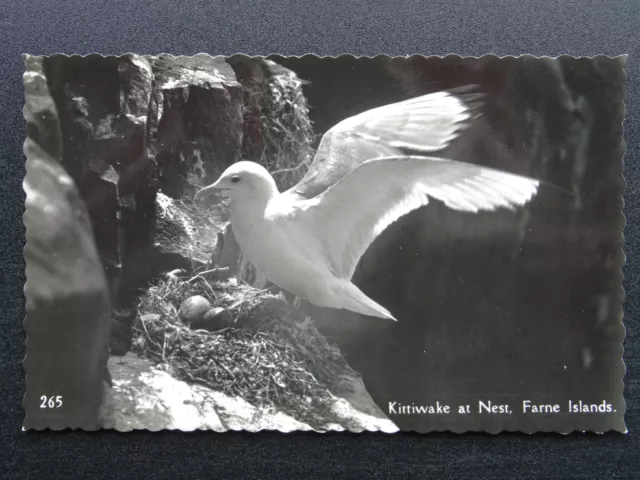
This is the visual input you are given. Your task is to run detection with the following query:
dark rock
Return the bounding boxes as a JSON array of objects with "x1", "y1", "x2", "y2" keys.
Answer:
[
  {"x1": 42, "y1": 53, "x2": 156, "y2": 357},
  {"x1": 199, "y1": 307, "x2": 234, "y2": 332},
  {"x1": 37, "y1": 54, "x2": 253, "y2": 354},
  {"x1": 148, "y1": 54, "x2": 244, "y2": 198},
  {"x1": 110, "y1": 305, "x2": 138, "y2": 356},
  {"x1": 178, "y1": 295, "x2": 212, "y2": 326},
  {"x1": 23, "y1": 55, "x2": 112, "y2": 430}
]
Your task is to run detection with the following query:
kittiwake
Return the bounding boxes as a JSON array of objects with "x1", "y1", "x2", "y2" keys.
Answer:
[{"x1": 195, "y1": 87, "x2": 540, "y2": 321}]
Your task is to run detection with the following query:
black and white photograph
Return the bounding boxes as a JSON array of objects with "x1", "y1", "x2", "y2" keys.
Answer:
[{"x1": 22, "y1": 53, "x2": 626, "y2": 433}]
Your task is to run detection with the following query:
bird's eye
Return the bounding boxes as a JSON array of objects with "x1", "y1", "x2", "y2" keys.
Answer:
[{"x1": 231, "y1": 175, "x2": 241, "y2": 184}]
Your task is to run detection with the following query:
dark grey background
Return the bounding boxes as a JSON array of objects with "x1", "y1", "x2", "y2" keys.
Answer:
[{"x1": 1, "y1": 0, "x2": 638, "y2": 478}]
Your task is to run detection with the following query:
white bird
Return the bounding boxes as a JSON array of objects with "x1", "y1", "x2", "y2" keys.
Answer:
[{"x1": 195, "y1": 88, "x2": 539, "y2": 321}]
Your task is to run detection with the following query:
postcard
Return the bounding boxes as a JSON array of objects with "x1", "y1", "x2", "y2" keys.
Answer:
[{"x1": 23, "y1": 53, "x2": 627, "y2": 433}]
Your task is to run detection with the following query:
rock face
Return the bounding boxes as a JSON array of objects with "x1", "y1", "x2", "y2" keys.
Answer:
[
  {"x1": 274, "y1": 54, "x2": 626, "y2": 433},
  {"x1": 42, "y1": 53, "x2": 158, "y2": 356},
  {"x1": 23, "y1": 55, "x2": 112, "y2": 430},
  {"x1": 32, "y1": 54, "x2": 313, "y2": 355},
  {"x1": 148, "y1": 54, "x2": 244, "y2": 197},
  {"x1": 103, "y1": 352, "x2": 397, "y2": 433}
]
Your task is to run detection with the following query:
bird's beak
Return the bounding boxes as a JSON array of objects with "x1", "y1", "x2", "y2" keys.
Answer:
[{"x1": 194, "y1": 180, "x2": 228, "y2": 202}]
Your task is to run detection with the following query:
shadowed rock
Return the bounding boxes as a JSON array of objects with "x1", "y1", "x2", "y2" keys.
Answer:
[
  {"x1": 23, "y1": 55, "x2": 112, "y2": 430},
  {"x1": 37, "y1": 54, "x2": 247, "y2": 354},
  {"x1": 42, "y1": 53, "x2": 156, "y2": 355},
  {"x1": 148, "y1": 53, "x2": 244, "y2": 198}
]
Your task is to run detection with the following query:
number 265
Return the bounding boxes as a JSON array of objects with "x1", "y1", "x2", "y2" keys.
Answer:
[{"x1": 40, "y1": 396, "x2": 63, "y2": 408}]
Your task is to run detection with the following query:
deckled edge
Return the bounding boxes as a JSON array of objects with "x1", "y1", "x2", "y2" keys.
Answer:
[
  {"x1": 20, "y1": 52, "x2": 629, "y2": 434},
  {"x1": 22, "y1": 53, "x2": 34, "y2": 432},
  {"x1": 19, "y1": 52, "x2": 630, "y2": 61},
  {"x1": 614, "y1": 53, "x2": 629, "y2": 435}
]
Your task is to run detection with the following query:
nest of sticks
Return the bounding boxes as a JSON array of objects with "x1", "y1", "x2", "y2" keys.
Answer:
[{"x1": 132, "y1": 270, "x2": 347, "y2": 427}]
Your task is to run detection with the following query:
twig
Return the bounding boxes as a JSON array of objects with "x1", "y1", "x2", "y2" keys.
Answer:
[
  {"x1": 195, "y1": 276, "x2": 218, "y2": 301},
  {"x1": 186, "y1": 266, "x2": 230, "y2": 284},
  {"x1": 219, "y1": 363, "x2": 237, "y2": 381},
  {"x1": 138, "y1": 315, "x2": 163, "y2": 350},
  {"x1": 162, "y1": 333, "x2": 167, "y2": 362}
]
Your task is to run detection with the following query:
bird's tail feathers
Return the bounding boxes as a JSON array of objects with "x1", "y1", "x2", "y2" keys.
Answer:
[{"x1": 340, "y1": 282, "x2": 397, "y2": 321}]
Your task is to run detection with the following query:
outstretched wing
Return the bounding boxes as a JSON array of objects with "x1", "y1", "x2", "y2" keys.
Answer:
[
  {"x1": 298, "y1": 155, "x2": 539, "y2": 280},
  {"x1": 285, "y1": 87, "x2": 482, "y2": 200}
]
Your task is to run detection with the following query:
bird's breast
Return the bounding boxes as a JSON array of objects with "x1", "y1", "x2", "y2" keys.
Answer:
[{"x1": 230, "y1": 210, "x2": 332, "y2": 300}]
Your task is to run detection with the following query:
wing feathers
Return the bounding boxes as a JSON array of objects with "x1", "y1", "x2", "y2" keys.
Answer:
[
  {"x1": 334, "y1": 92, "x2": 471, "y2": 154},
  {"x1": 300, "y1": 155, "x2": 539, "y2": 279},
  {"x1": 287, "y1": 89, "x2": 480, "y2": 199},
  {"x1": 282, "y1": 88, "x2": 539, "y2": 281}
]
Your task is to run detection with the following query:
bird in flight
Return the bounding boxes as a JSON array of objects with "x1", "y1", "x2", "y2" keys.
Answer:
[{"x1": 195, "y1": 87, "x2": 539, "y2": 321}]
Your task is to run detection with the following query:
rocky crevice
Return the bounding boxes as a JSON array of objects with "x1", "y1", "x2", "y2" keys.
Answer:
[{"x1": 36, "y1": 54, "x2": 314, "y2": 355}]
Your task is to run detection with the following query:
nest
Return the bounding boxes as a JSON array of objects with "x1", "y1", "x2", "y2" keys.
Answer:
[{"x1": 132, "y1": 271, "x2": 347, "y2": 428}]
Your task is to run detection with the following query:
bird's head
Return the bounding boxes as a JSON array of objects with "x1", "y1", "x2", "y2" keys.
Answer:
[{"x1": 194, "y1": 161, "x2": 279, "y2": 206}]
